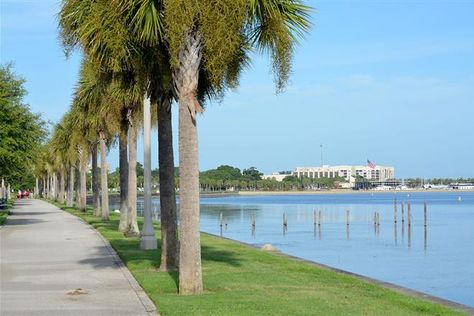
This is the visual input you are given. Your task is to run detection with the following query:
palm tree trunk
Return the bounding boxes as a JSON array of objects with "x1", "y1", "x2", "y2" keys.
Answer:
[
  {"x1": 158, "y1": 98, "x2": 178, "y2": 271},
  {"x1": 67, "y1": 166, "x2": 74, "y2": 207},
  {"x1": 91, "y1": 143, "x2": 101, "y2": 216},
  {"x1": 75, "y1": 166, "x2": 80, "y2": 207},
  {"x1": 118, "y1": 122, "x2": 129, "y2": 232},
  {"x1": 175, "y1": 29, "x2": 203, "y2": 295},
  {"x1": 59, "y1": 169, "x2": 65, "y2": 204},
  {"x1": 78, "y1": 149, "x2": 87, "y2": 212},
  {"x1": 99, "y1": 131, "x2": 109, "y2": 221},
  {"x1": 53, "y1": 173, "x2": 56, "y2": 199},
  {"x1": 126, "y1": 122, "x2": 139, "y2": 235},
  {"x1": 56, "y1": 173, "x2": 60, "y2": 201},
  {"x1": 45, "y1": 174, "x2": 49, "y2": 199}
]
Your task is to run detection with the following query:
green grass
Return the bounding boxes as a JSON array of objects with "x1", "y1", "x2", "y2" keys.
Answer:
[
  {"x1": 0, "y1": 211, "x2": 9, "y2": 225},
  {"x1": 48, "y1": 200, "x2": 464, "y2": 316},
  {"x1": 0, "y1": 198, "x2": 14, "y2": 225}
]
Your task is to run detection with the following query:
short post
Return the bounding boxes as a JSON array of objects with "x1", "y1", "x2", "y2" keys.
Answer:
[
  {"x1": 251, "y1": 214, "x2": 256, "y2": 237},
  {"x1": 394, "y1": 199, "x2": 397, "y2": 223},
  {"x1": 318, "y1": 210, "x2": 322, "y2": 227},
  {"x1": 346, "y1": 210, "x2": 350, "y2": 226},
  {"x1": 401, "y1": 202, "x2": 405, "y2": 224},
  {"x1": 424, "y1": 202, "x2": 428, "y2": 227},
  {"x1": 408, "y1": 201, "x2": 412, "y2": 227},
  {"x1": 220, "y1": 212, "x2": 223, "y2": 236}
]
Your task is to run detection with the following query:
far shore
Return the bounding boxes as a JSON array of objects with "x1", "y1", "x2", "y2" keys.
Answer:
[{"x1": 237, "y1": 189, "x2": 474, "y2": 196}]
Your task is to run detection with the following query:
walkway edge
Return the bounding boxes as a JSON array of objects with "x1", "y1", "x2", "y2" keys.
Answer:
[{"x1": 57, "y1": 204, "x2": 159, "y2": 316}]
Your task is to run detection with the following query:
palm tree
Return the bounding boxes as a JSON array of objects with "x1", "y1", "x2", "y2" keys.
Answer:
[
  {"x1": 67, "y1": 103, "x2": 91, "y2": 212},
  {"x1": 60, "y1": 0, "x2": 177, "y2": 253},
  {"x1": 161, "y1": 0, "x2": 311, "y2": 294},
  {"x1": 75, "y1": 59, "x2": 126, "y2": 221},
  {"x1": 59, "y1": 0, "x2": 147, "y2": 233}
]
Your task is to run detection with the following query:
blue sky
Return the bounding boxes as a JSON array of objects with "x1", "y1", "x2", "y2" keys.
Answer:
[{"x1": 1, "y1": 0, "x2": 473, "y2": 178}]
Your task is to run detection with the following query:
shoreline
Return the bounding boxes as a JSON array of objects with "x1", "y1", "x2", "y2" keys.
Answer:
[
  {"x1": 204, "y1": 231, "x2": 474, "y2": 314},
  {"x1": 46, "y1": 198, "x2": 470, "y2": 315},
  {"x1": 237, "y1": 189, "x2": 474, "y2": 196}
]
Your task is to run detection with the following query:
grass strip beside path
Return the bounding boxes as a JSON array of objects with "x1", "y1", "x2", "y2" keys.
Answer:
[
  {"x1": 49, "y1": 200, "x2": 464, "y2": 316},
  {"x1": 0, "y1": 198, "x2": 15, "y2": 225},
  {"x1": 0, "y1": 211, "x2": 9, "y2": 225}
]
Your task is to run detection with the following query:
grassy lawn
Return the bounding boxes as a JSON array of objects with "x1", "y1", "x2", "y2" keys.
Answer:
[{"x1": 49, "y1": 200, "x2": 464, "y2": 316}]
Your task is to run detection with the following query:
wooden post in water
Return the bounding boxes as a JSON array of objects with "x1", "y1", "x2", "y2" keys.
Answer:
[
  {"x1": 318, "y1": 210, "x2": 322, "y2": 227},
  {"x1": 401, "y1": 202, "x2": 405, "y2": 224},
  {"x1": 408, "y1": 221, "x2": 412, "y2": 248},
  {"x1": 313, "y1": 210, "x2": 317, "y2": 237},
  {"x1": 283, "y1": 212, "x2": 288, "y2": 235},
  {"x1": 220, "y1": 212, "x2": 223, "y2": 236},
  {"x1": 251, "y1": 214, "x2": 256, "y2": 237},
  {"x1": 423, "y1": 202, "x2": 428, "y2": 251},
  {"x1": 346, "y1": 210, "x2": 350, "y2": 226},
  {"x1": 394, "y1": 199, "x2": 398, "y2": 223},
  {"x1": 407, "y1": 201, "x2": 412, "y2": 228},
  {"x1": 424, "y1": 202, "x2": 428, "y2": 227}
]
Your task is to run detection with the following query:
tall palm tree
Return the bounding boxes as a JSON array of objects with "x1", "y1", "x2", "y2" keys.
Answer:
[
  {"x1": 60, "y1": 0, "x2": 147, "y2": 232},
  {"x1": 75, "y1": 59, "x2": 125, "y2": 221},
  {"x1": 67, "y1": 103, "x2": 91, "y2": 212},
  {"x1": 161, "y1": 0, "x2": 311, "y2": 294}
]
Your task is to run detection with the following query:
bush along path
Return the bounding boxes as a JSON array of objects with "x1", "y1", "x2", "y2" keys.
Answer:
[{"x1": 40, "y1": 199, "x2": 471, "y2": 316}]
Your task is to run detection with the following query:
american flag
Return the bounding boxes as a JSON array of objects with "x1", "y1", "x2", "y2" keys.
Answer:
[{"x1": 367, "y1": 159, "x2": 376, "y2": 169}]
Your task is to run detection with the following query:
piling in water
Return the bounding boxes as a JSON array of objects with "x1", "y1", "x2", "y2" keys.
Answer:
[
  {"x1": 251, "y1": 214, "x2": 256, "y2": 237},
  {"x1": 401, "y1": 202, "x2": 405, "y2": 223},
  {"x1": 394, "y1": 200, "x2": 398, "y2": 223},
  {"x1": 424, "y1": 202, "x2": 428, "y2": 227},
  {"x1": 408, "y1": 201, "x2": 412, "y2": 227},
  {"x1": 318, "y1": 210, "x2": 322, "y2": 227},
  {"x1": 220, "y1": 212, "x2": 223, "y2": 236},
  {"x1": 346, "y1": 210, "x2": 350, "y2": 226}
]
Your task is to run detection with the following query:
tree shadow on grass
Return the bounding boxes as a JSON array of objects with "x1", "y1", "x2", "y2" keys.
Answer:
[{"x1": 201, "y1": 244, "x2": 242, "y2": 267}]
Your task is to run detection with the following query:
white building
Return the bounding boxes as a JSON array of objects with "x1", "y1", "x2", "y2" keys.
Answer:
[
  {"x1": 294, "y1": 165, "x2": 395, "y2": 182},
  {"x1": 450, "y1": 183, "x2": 474, "y2": 190},
  {"x1": 261, "y1": 173, "x2": 291, "y2": 182}
]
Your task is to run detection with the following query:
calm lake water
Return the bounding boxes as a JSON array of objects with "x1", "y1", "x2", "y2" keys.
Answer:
[{"x1": 112, "y1": 191, "x2": 474, "y2": 307}]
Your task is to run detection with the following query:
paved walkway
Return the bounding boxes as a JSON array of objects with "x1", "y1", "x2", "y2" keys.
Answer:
[{"x1": 0, "y1": 199, "x2": 157, "y2": 316}]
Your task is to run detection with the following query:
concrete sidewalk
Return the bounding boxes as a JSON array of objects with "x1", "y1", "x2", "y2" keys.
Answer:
[{"x1": 0, "y1": 199, "x2": 157, "y2": 316}]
